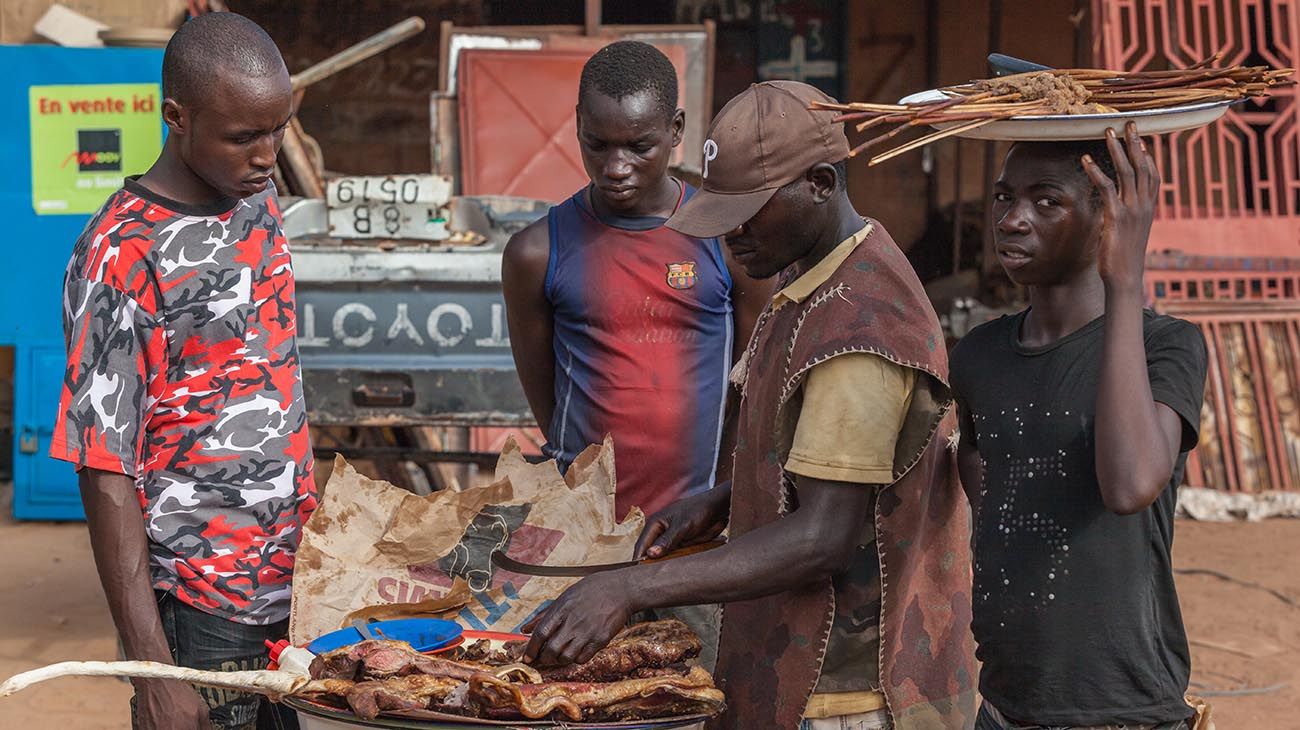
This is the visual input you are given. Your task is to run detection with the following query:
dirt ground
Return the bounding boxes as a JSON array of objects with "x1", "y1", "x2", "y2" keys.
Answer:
[{"x1": 0, "y1": 513, "x2": 1295, "y2": 729}]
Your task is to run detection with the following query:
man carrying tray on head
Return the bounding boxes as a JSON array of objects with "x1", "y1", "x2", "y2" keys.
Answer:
[
  {"x1": 522, "y1": 80, "x2": 977, "y2": 730},
  {"x1": 950, "y1": 122, "x2": 1209, "y2": 729}
]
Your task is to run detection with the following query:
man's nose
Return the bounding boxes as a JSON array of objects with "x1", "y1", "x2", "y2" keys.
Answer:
[
  {"x1": 250, "y1": 134, "x2": 276, "y2": 172},
  {"x1": 605, "y1": 151, "x2": 633, "y2": 180},
  {"x1": 997, "y1": 201, "x2": 1030, "y2": 235}
]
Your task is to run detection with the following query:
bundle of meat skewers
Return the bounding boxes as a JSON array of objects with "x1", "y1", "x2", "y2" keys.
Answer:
[
  {"x1": 813, "y1": 56, "x2": 1294, "y2": 166},
  {"x1": 298, "y1": 620, "x2": 724, "y2": 723}
]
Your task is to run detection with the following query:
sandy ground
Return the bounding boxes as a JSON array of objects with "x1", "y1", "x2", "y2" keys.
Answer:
[
  {"x1": 1176, "y1": 520, "x2": 1300, "y2": 727},
  {"x1": 0, "y1": 512, "x2": 1295, "y2": 728}
]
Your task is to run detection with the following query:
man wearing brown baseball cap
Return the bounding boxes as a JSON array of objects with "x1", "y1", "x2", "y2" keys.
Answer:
[
  {"x1": 525, "y1": 81, "x2": 977, "y2": 730},
  {"x1": 666, "y1": 80, "x2": 852, "y2": 241}
]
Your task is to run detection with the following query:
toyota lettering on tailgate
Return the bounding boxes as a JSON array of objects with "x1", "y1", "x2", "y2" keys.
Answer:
[{"x1": 296, "y1": 292, "x2": 510, "y2": 354}]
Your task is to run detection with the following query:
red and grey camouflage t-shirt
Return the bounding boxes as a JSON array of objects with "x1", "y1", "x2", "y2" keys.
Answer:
[{"x1": 51, "y1": 177, "x2": 317, "y2": 625}]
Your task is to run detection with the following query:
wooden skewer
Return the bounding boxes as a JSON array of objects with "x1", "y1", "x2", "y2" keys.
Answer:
[
  {"x1": 868, "y1": 117, "x2": 1007, "y2": 167},
  {"x1": 848, "y1": 119, "x2": 917, "y2": 157},
  {"x1": 1103, "y1": 69, "x2": 1235, "y2": 91},
  {"x1": 832, "y1": 111, "x2": 881, "y2": 123},
  {"x1": 857, "y1": 113, "x2": 912, "y2": 133},
  {"x1": 917, "y1": 101, "x2": 1045, "y2": 113},
  {"x1": 833, "y1": 101, "x2": 910, "y2": 113},
  {"x1": 1189, "y1": 52, "x2": 1226, "y2": 69},
  {"x1": 1090, "y1": 89, "x2": 1228, "y2": 100},
  {"x1": 912, "y1": 108, "x2": 1042, "y2": 123}
]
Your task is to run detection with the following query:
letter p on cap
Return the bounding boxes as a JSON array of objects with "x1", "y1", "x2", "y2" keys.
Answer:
[{"x1": 702, "y1": 139, "x2": 719, "y2": 179}]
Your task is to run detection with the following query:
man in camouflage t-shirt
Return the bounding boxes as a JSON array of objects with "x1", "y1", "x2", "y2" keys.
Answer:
[{"x1": 49, "y1": 14, "x2": 313, "y2": 730}]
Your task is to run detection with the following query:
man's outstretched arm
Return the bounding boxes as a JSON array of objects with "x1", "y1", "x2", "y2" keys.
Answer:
[
  {"x1": 80, "y1": 467, "x2": 211, "y2": 730},
  {"x1": 524, "y1": 474, "x2": 873, "y2": 666}
]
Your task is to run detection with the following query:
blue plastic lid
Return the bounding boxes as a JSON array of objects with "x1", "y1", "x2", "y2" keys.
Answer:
[{"x1": 307, "y1": 618, "x2": 463, "y2": 655}]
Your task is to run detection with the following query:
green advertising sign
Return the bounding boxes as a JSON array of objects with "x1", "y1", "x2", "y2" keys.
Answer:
[{"x1": 29, "y1": 83, "x2": 163, "y2": 215}]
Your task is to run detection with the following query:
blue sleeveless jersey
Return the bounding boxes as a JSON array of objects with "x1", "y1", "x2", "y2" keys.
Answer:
[{"x1": 544, "y1": 183, "x2": 733, "y2": 519}]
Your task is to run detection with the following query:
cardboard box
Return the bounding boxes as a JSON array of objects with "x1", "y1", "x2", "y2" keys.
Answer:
[
  {"x1": 1, "y1": 0, "x2": 187, "y2": 44},
  {"x1": 33, "y1": 4, "x2": 107, "y2": 46}
]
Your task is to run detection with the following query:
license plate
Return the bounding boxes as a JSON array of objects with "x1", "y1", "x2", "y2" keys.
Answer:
[{"x1": 325, "y1": 174, "x2": 454, "y2": 241}]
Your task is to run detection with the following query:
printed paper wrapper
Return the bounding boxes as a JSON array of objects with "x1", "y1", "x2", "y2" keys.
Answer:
[{"x1": 289, "y1": 436, "x2": 643, "y2": 645}]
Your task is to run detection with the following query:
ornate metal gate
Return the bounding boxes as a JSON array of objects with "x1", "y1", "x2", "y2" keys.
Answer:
[
  {"x1": 1094, "y1": 0, "x2": 1300, "y2": 258},
  {"x1": 1095, "y1": 0, "x2": 1300, "y2": 490}
]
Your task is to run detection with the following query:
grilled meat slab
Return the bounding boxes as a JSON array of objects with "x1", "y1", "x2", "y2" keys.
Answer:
[
  {"x1": 309, "y1": 639, "x2": 539, "y2": 683},
  {"x1": 536, "y1": 619, "x2": 702, "y2": 682},
  {"x1": 464, "y1": 666, "x2": 724, "y2": 721}
]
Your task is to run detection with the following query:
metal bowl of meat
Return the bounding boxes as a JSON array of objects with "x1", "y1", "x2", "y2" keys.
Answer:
[
  {"x1": 291, "y1": 619, "x2": 724, "y2": 728},
  {"x1": 288, "y1": 698, "x2": 713, "y2": 729}
]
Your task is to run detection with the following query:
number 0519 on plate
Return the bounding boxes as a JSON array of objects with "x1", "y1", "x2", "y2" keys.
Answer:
[{"x1": 325, "y1": 174, "x2": 455, "y2": 241}]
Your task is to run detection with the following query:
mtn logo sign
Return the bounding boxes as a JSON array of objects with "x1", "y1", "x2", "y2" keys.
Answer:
[{"x1": 62, "y1": 129, "x2": 122, "y2": 171}]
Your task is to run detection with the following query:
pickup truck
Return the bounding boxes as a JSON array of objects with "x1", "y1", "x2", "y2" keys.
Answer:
[{"x1": 280, "y1": 179, "x2": 547, "y2": 479}]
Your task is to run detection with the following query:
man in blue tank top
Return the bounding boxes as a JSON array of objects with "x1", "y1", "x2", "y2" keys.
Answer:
[{"x1": 502, "y1": 41, "x2": 770, "y2": 669}]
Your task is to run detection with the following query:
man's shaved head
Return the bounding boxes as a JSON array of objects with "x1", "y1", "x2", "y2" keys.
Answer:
[
  {"x1": 153, "y1": 12, "x2": 293, "y2": 201},
  {"x1": 162, "y1": 12, "x2": 287, "y2": 108}
]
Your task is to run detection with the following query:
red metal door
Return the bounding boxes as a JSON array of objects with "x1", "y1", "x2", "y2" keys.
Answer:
[
  {"x1": 456, "y1": 44, "x2": 691, "y2": 202},
  {"x1": 457, "y1": 48, "x2": 592, "y2": 201}
]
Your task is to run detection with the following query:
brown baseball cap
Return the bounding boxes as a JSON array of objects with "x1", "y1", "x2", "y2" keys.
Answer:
[{"x1": 667, "y1": 80, "x2": 851, "y2": 239}]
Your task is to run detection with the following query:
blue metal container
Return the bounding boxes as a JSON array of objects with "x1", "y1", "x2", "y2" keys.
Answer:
[{"x1": 1, "y1": 46, "x2": 165, "y2": 519}]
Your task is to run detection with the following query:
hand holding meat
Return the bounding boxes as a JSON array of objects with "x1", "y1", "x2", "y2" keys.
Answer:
[
  {"x1": 635, "y1": 482, "x2": 730, "y2": 559},
  {"x1": 1085, "y1": 121, "x2": 1160, "y2": 290},
  {"x1": 524, "y1": 570, "x2": 637, "y2": 666}
]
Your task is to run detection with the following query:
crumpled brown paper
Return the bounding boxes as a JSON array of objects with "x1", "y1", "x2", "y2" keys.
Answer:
[{"x1": 289, "y1": 436, "x2": 644, "y2": 645}]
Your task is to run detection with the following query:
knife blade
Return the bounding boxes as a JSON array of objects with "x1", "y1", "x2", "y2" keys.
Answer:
[{"x1": 491, "y1": 539, "x2": 725, "y2": 577}]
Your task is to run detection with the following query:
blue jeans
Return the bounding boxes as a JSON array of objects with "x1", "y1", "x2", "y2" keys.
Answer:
[
  {"x1": 975, "y1": 702, "x2": 1191, "y2": 730},
  {"x1": 131, "y1": 591, "x2": 298, "y2": 730}
]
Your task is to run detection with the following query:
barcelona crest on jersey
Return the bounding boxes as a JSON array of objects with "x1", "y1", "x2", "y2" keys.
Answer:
[{"x1": 665, "y1": 261, "x2": 698, "y2": 290}]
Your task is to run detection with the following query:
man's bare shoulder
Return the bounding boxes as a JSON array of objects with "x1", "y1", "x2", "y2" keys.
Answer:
[{"x1": 504, "y1": 217, "x2": 550, "y2": 272}]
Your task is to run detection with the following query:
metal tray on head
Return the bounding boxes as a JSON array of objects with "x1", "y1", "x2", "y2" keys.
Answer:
[
  {"x1": 898, "y1": 89, "x2": 1237, "y2": 140},
  {"x1": 286, "y1": 696, "x2": 714, "y2": 729}
]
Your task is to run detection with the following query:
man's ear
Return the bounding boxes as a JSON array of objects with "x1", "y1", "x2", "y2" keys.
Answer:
[
  {"x1": 162, "y1": 98, "x2": 187, "y2": 136},
  {"x1": 807, "y1": 162, "x2": 839, "y2": 204},
  {"x1": 670, "y1": 107, "x2": 686, "y2": 148},
  {"x1": 574, "y1": 102, "x2": 587, "y2": 139}
]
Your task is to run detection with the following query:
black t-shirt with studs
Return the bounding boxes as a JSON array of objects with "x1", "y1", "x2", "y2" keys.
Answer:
[{"x1": 951, "y1": 309, "x2": 1207, "y2": 726}]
